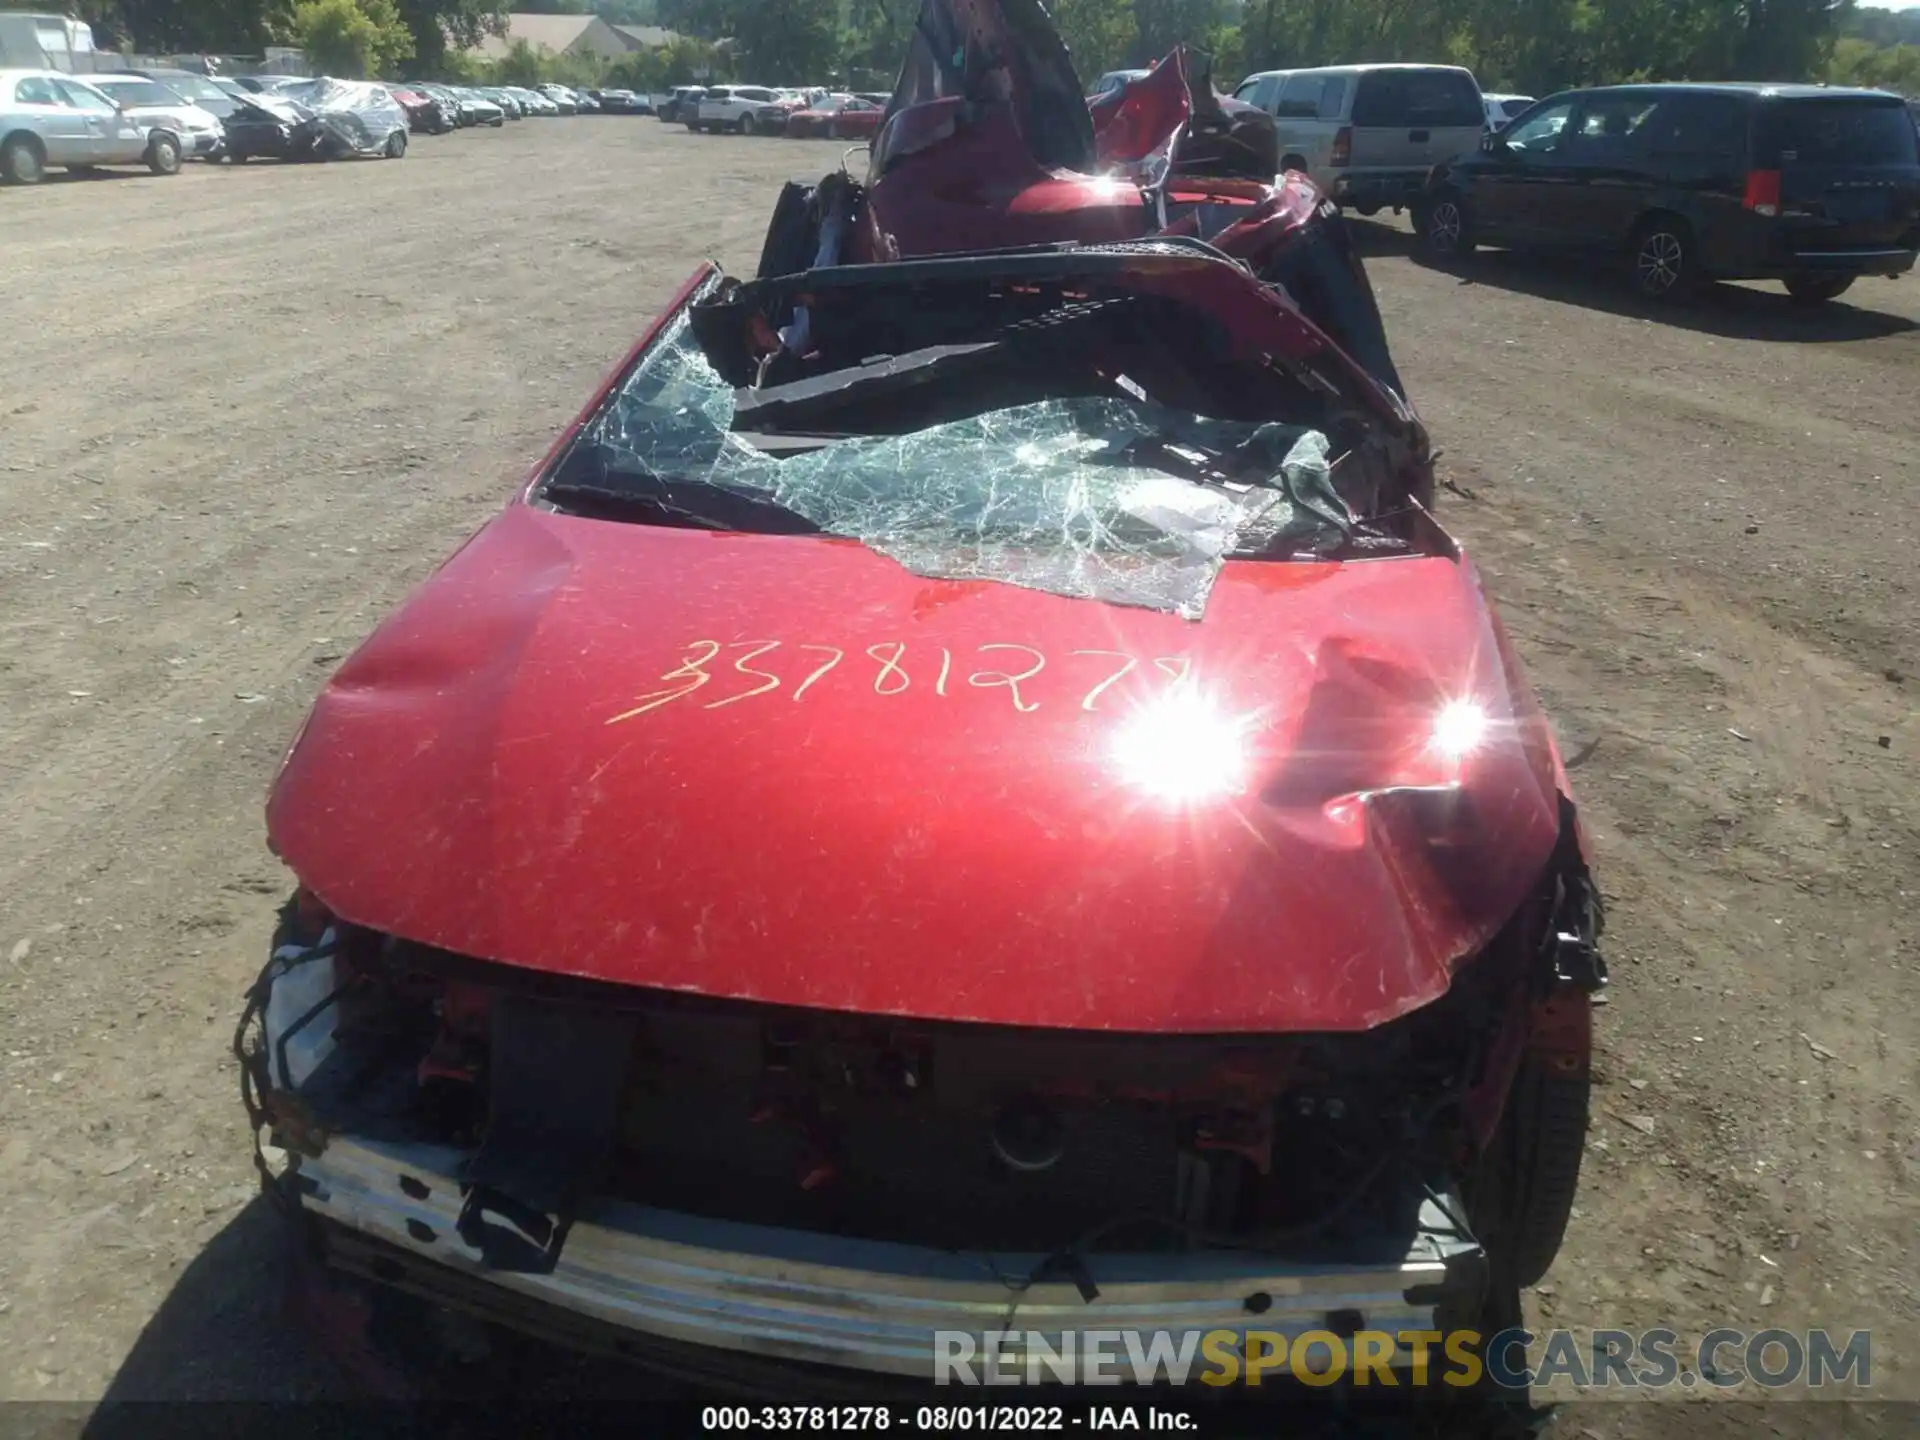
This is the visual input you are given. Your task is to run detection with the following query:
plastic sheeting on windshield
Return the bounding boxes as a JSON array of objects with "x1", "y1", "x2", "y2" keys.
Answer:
[
  {"x1": 276, "y1": 78, "x2": 406, "y2": 155},
  {"x1": 575, "y1": 316, "x2": 1350, "y2": 619}
]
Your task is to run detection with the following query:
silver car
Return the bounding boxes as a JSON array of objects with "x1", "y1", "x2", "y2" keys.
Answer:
[
  {"x1": 0, "y1": 67, "x2": 183, "y2": 183},
  {"x1": 1233, "y1": 63, "x2": 1488, "y2": 216},
  {"x1": 88, "y1": 73, "x2": 225, "y2": 158}
]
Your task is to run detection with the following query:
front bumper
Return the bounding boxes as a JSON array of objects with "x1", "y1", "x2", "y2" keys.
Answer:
[
  {"x1": 189, "y1": 129, "x2": 224, "y2": 157},
  {"x1": 287, "y1": 1135, "x2": 1484, "y2": 1383}
]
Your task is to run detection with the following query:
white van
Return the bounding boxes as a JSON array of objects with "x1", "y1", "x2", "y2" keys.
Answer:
[
  {"x1": 0, "y1": 12, "x2": 98, "y2": 72},
  {"x1": 1233, "y1": 63, "x2": 1486, "y2": 214}
]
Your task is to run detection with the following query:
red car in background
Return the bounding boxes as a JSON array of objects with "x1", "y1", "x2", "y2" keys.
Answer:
[
  {"x1": 384, "y1": 83, "x2": 452, "y2": 135},
  {"x1": 784, "y1": 93, "x2": 885, "y2": 140}
]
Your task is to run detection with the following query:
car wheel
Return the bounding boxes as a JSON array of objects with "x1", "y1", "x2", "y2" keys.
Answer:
[
  {"x1": 1415, "y1": 190, "x2": 1474, "y2": 258},
  {"x1": 736, "y1": 114, "x2": 751, "y2": 135},
  {"x1": 146, "y1": 132, "x2": 182, "y2": 176},
  {"x1": 1631, "y1": 216, "x2": 1694, "y2": 301},
  {"x1": 385, "y1": 130, "x2": 407, "y2": 159},
  {"x1": 229, "y1": 150, "x2": 248, "y2": 164},
  {"x1": 1784, "y1": 274, "x2": 1854, "y2": 305},
  {"x1": 0, "y1": 132, "x2": 46, "y2": 184},
  {"x1": 1488, "y1": 1054, "x2": 1590, "y2": 1290}
]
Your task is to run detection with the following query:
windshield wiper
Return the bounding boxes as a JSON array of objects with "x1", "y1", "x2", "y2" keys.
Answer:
[
  {"x1": 540, "y1": 444, "x2": 822, "y2": 535},
  {"x1": 542, "y1": 479, "x2": 736, "y2": 531}
]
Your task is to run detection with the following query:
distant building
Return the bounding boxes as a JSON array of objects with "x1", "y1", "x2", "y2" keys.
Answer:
[
  {"x1": 610, "y1": 24, "x2": 682, "y2": 50},
  {"x1": 467, "y1": 14, "x2": 681, "y2": 62}
]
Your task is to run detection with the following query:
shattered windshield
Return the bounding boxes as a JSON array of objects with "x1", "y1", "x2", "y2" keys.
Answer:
[{"x1": 543, "y1": 315, "x2": 1359, "y2": 620}]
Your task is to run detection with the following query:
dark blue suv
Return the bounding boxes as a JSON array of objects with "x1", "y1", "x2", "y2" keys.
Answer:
[{"x1": 1415, "y1": 83, "x2": 1920, "y2": 304}]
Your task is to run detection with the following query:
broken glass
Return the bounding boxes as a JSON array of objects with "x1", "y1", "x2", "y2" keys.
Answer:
[{"x1": 579, "y1": 316, "x2": 1349, "y2": 619}]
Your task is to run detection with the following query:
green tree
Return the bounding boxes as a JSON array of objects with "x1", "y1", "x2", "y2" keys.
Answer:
[
  {"x1": 1131, "y1": 0, "x2": 1227, "y2": 64},
  {"x1": 293, "y1": 0, "x2": 414, "y2": 75},
  {"x1": 493, "y1": 36, "x2": 547, "y2": 83},
  {"x1": 76, "y1": 0, "x2": 293, "y2": 51},
  {"x1": 394, "y1": 0, "x2": 508, "y2": 78},
  {"x1": 1828, "y1": 34, "x2": 1920, "y2": 87},
  {"x1": 723, "y1": 0, "x2": 837, "y2": 82},
  {"x1": 593, "y1": 0, "x2": 659, "y2": 23},
  {"x1": 655, "y1": 0, "x2": 730, "y2": 39},
  {"x1": 1050, "y1": 0, "x2": 1134, "y2": 74},
  {"x1": 842, "y1": 0, "x2": 915, "y2": 88}
]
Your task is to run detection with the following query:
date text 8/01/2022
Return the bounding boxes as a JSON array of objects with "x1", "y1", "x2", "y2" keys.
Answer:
[{"x1": 700, "y1": 1405, "x2": 1195, "y2": 1432}]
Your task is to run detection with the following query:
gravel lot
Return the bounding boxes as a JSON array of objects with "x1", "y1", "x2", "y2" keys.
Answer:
[{"x1": 0, "y1": 117, "x2": 1914, "y2": 1422}]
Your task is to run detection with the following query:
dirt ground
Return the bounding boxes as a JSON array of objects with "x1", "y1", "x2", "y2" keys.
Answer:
[{"x1": 0, "y1": 117, "x2": 1914, "y2": 1425}]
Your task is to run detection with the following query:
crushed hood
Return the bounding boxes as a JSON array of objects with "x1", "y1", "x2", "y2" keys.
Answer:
[{"x1": 268, "y1": 503, "x2": 1565, "y2": 1033}]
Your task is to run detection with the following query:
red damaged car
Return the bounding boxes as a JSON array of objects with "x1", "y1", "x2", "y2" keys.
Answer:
[
  {"x1": 784, "y1": 93, "x2": 885, "y2": 141},
  {"x1": 240, "y1": 232, "x2": 1604, "y2": 1392},
  {"x1": 239, "y1": 0, "x2": 1603, "y2": 1395}
]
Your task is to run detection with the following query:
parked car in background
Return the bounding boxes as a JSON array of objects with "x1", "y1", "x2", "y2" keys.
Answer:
[
  {"x1": 88, "y1": 73, "x2": 224, "y2": 158},
  {"x1": 109, "y1": 66, "x2": 240, "y2": 122},
  {"x1": 1234, "y1": 63, "x2": 1487, "y2": 215},
  {"x1": 535, "y1": 83, "x2": 578, "y2": 115},
  {"x1": 452, "y1": 87, "x2": 505, "y2": 127},
  {"x1": 412, "y1": 83, "x2": 470, "y2": 127},
  {"x1": 573, "y1": 87, "x2": 601, "y2": 112},
  {"x1": 221, "y1": 89, "x2": 324, "y2": 163},
  {"x1": 482, "y1": 86, "x2": 524, "y2": 119},
  {"x1": 658, "y1": 85, "x2": 704, "y2": 123},
  {"x1": 597, "y1": 87, "x2": 645, "y2": 114},
  {"x1": 1089, "y1": 67, "x2": 1149, "y2": 99},
  {"x1": 1, "y1": 68, "x2": 184, "y2": 182},
  {"x1": 784, "y1": 93, "x2": 883, "y2": 140},
  {"x1": 1416, "y1": 83, "x2": 1920, "y2": 303},
  {"x1": 1483, "y1": 92, "x2": 1535, "y2": 130},
  {"x1": 234, "y1": 75, "x2": 304, "y2": 95},
  {"x1": 693, "y1": 84, "x2": 789, "y2": 134},
  {"x1": 385, "y1": 83, "x2": 453, "y2": 135},
  {"x1": 507, "y1": 86, "x2": 555, "y2": 116}
]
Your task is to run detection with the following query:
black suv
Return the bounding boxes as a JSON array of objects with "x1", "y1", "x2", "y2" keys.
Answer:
[{"x1": 1415, "y1": 83, "x2": 1920, "y2": 303}]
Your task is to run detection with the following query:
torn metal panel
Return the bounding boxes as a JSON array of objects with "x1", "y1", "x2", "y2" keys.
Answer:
[{"x1": 296, "y1": 1133, "x2": 1482, "y2": 1377}]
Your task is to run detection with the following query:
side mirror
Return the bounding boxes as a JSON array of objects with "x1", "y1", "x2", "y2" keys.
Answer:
[{"x1": 1479, "y1": 131, "x2": 1503, "y2": 153}]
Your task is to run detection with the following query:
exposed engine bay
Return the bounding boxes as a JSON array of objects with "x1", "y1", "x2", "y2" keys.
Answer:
[{"x1": 240, "y1": 811, "x2": 1600, "y2": 1372}]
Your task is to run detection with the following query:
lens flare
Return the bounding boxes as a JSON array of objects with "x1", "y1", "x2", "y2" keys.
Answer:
[
  {"x1": 1109, "y1": 690, "x2": 1252, "y2": 803},
  {"x1": 1429, "y1": 699, "x2": 1490, "y2": 763}
]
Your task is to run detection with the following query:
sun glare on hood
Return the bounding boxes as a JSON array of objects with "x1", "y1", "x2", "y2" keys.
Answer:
[
  {"x1": 1109, "y1": 689, "x2": 1255, "y2": 803},
  {"x1": 1429, "y1": 699, "x2": 1491, "y2": 763}
]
